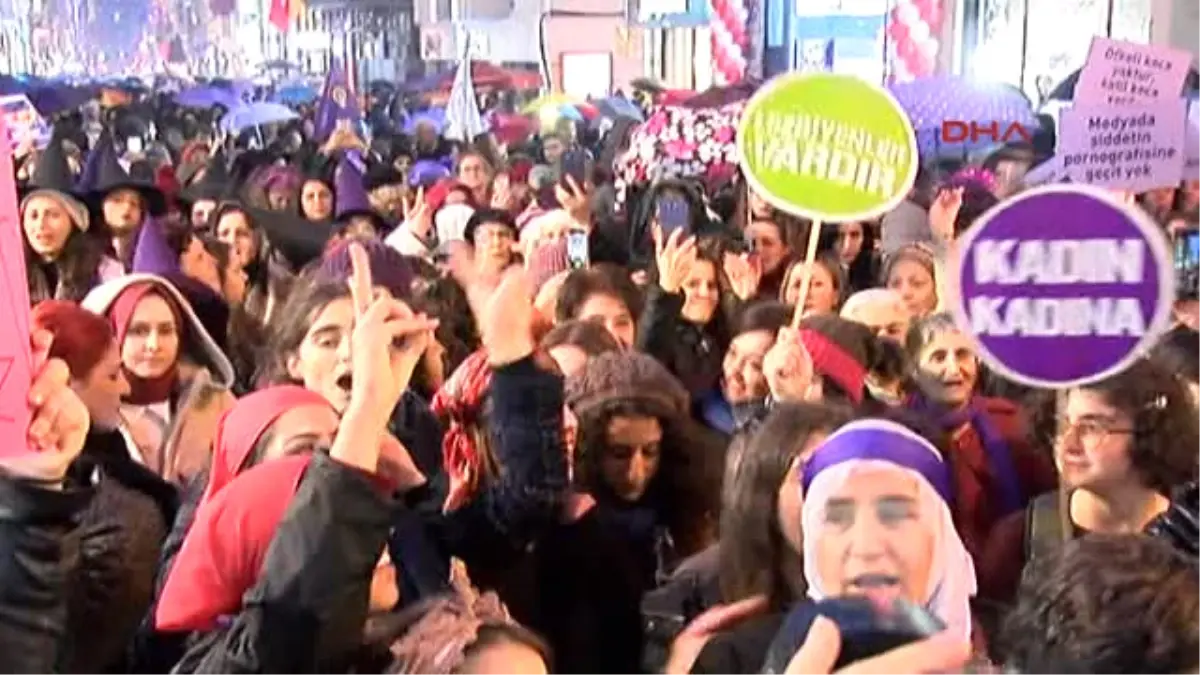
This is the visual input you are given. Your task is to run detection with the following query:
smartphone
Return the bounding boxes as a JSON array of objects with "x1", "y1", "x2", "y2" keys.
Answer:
[
  {"x1": 656, "y1": 195, "x2": 691, "y2": 237},
  {"x1": 1174, "y1": 227, "x2": 1199, "y2": 299},
  {"x1": 126, "y1": 136, "x2": 143, "y2": 155},
  {"x1": 561, "y1": 148, "x2": 589, "y2": 186},
  {"x1": 566, "y1": 229, "x2": 589, "y2": 269}
]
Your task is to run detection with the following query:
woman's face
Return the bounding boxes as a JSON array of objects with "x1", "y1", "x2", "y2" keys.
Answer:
[
  {"x1": 103, "y1": 188, "x2": 144, "y2": 234},
  {"x1": 813, "y1": 468, "x2": 934, "y2": 606},
  {"x1": 680, "y1": 260, "x2": 719, "y2": 324},
  {"x1": 843, "y1": 296, "x2": 910, "y2": 344},
  {"x1": 300, "y1": 180, "x2": 334, "y2": 221},
  {"x1": 121, "y1": 293, "x2": 180, "y2": 379},
  {"x1": 915, "y1": 329, "x2": 978, "y2": 409},
  {"x1": 267, "y1": 186, "x2": 292, "y2": 211},
  {"x1": 746, "y1": 220, "x2": 789, "y2": 274},
  {"x1": 542, "y1": 137, "x2": 566, "y2": 165},
  {"x1": 191, "y1": 199, "x2": 217, "y2": 230},
  {"x1": 775, "y1": 434, "x2": 828, "y2": 560},
  {"x1": 722, "y1": 329, "x2": 774, "y2": 403},
  {"x1": 576, "y1": 293, "x2": 636, "y2": 349},
  {"x1": 836, "y1": 222, "x2": 865, "y2": 264},
  {"x1": 286, "y1": 297, "x2": 354, "y2": 413},
  {"x1": 458, "y1": 155, "x2": 491, "y2": 191},
  {"x1": 1055, "y1": 388, "x2": 1138, "y2": 493},
  {"x1": 887, "y1": 259, "x2": 937, "y2": 318},
  {"x1": 22, "y1": 195, "x2": 74, "y2": 259},
  {"x1": 216, "y1": 210, "x2": 259, "y2": 270},
  {"x1": 784, "y1": 263, "x2": 838, "y2": 316},
  {"x1": 71, "y1": 344, "x2": 129, "y2": 428},
  {"x1": 601, "y1": 414, "x2": 663, "y2": 502},
  {"x1": 263, "y1": 404, "x2": 340, "y2": 461},
  {"x1": 473, "y1": 222, "x2": 515, "y2": 272}
]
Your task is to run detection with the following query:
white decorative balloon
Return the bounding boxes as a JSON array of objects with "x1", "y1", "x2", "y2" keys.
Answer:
[
  {"x1": 896, "y1": 1, "x2": 919, "y2": 25},
  {"x1": 909, "y1": 20, "x2": 930, "y2": 45}
]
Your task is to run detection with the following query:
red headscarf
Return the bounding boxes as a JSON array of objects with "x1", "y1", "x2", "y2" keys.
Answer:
[
  {"x1": 203, "y1": 385, "x2": 333, "y2": 504},
  {"x1": 425, "y1": 178, "x2": 475, "y2": 214},
  {"x1": 155, "y1": 454, "x2": 312, "y2": 632},
  {"x1": 430, "y1": 350, "x2": 493, "y2": 512},
  {"x1": 108, "y1": 283, "x2": 184, "y2": 405}
]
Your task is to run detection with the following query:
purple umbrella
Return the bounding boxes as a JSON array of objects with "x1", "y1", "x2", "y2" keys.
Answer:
[
  {"x1": 175, "y1": 86, "x2": 240, "y2": 109},
  {"x1": 888, "y1": 75, "x2": 1039, "y2": 158}
]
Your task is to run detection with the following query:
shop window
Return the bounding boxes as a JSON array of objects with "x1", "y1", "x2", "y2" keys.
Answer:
[{"x1": 964, "y1": 0, "x2": 1152, "y2": 103}]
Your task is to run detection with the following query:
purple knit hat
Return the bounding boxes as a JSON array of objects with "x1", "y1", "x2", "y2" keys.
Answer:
[{"x1": 317, "y1": 238, "x2": 416, "y2": 301}]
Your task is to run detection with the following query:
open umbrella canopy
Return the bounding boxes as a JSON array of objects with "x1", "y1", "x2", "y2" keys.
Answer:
[
  {"x1": 888, "y1": 75, "x2": 1038, "y2": 158},
  {"x1": 175, "y1": 86, "x2": 241, "y2": 109},
  {"x1": 522, "y1": 93, "x2": 581, "y2": 115},
  {"x1": 27, "y1": 84, "x2": 95, "y2": 116},
  {"x1": 273, "y1": 83, "x2": 319, "y2": 105},
  {"x1": 219, "y1": 102, "x2": 298, "y2": 132}
]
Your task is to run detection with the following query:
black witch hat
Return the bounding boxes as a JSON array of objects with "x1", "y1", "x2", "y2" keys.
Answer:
[
  {"x1": 20, "y1": 126, "x2": 91, "y2": 231},
  {"x1": 78, "y1": 131, "x2": 167, "y2": 216}
]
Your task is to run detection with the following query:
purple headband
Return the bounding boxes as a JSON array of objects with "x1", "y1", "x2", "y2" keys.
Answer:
[{"x1": 801, "y1": 420, "x2": 953, "y2": 505}]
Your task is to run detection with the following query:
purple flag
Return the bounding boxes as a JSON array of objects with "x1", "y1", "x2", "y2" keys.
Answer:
[{"x1": 313, "y1": 59, "x2": 362, "y2": 143}]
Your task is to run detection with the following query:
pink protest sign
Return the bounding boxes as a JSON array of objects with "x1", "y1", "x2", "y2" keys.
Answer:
[
  {"x1": 1075, "y1": 37, "x2": 1192, "y2": 106},
  {"x1": 0, "y1": 114, "x2": 33, "y2": 457},
  {"x1": 1057, "y1": 99, "x2": 1187, "y2": 192}
]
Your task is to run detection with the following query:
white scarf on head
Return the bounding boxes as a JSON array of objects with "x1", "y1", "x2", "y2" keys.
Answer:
[{"x1": 800, "y1": 459, "x2": 977, "y2": 642}]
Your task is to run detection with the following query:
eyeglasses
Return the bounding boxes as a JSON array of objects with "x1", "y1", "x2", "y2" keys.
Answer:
[{"x1": 1055, "y1": 417, "x2": 1135, "y2": 446}]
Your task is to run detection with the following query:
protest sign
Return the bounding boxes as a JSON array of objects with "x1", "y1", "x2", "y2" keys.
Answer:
[
  {"x1": 1185, "y1": 97, "x2": 1198, "y2": 180},
  {"x1": 953, "y1": 184, "x2": 1173, "y2": 389},
  {"x1": 1057, "y1": 99, "x2": 1186, "y2": 192},
  {"x1": 0, "y1": 95, "x2": 49, "y2": 151},
  {"x1": 0, "y1": 114, "x2": 33, "y2": 456},
  {"x1": 736, "y1": 72, "x2": 918, "y2": 223},
  {"x1": 1074, "y1": 36, "x2": 1192, "y2": 106}
]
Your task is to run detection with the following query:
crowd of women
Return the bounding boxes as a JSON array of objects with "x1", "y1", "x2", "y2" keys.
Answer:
[{"x1": 3, "y1": 88, "x2": 1199, "y2": 674}]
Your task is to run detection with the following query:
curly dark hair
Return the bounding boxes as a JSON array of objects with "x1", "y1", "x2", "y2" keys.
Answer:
[
  {"x1": 574, "y1": 397, "x2": 723, "y2": 559},
  {"x1": 999, "y1": 533, "x2": 1199, "y2": 674},
  {"x1": 1027, "y1": 358, "x2": 1199, "y2": 495},
  {"x1": 555, "y1": 263, "x2": 644, "y2": 323}
]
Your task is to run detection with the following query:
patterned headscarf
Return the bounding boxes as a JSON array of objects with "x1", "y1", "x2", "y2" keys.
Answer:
[
  {"x1": 386, "y1": 562, "x2": 516, "y2": 674},
  {"x1": 430, "y1": 350, "x2": 494, "y2": 513}
]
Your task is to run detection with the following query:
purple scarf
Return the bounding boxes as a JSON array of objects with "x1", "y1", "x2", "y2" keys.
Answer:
[{"x1": 908, "y1": 394, "x2": 1025, "y2": 516}]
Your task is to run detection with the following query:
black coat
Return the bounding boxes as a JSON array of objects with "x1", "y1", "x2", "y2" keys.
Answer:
[
  {"x1": 171, "y1": 452, "x2": 394, "y2": 673},
  {"x1": 0, "y1": 474, "x2": 92, "y2": 673}
]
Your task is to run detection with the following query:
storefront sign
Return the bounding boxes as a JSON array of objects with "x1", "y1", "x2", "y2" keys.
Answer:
[
  {"x1": 953, "y1": 185, "x2": 1174, "y2": 389},
  {"x1": 737, "y1": 72, "x2": 917, "y2": 221},
  {"x1": 1058, "y1": 99, "x2": 1186, "y2": 192},
  {"x1": 1075, "y1": 36, "x2": 1192, "y2": 106}
]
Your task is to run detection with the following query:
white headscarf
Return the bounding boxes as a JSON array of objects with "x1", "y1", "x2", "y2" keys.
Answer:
[{"x1": 799, "y1": 420, "x2": 977, "y2": 641}]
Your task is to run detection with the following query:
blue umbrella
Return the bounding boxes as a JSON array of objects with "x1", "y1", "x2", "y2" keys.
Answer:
[
  {"x1": 274, "y1": 83, "x2": 318, "y2": 105},
  {"x1": 175, "y1": 86, "x2": 240, "y2": 109},
  {"x1": 27, "y1": 84, "x2": 94, "y2": 116},
  {"x1": 597, "y1": 95, "x2": 644, "y2": 121},
  {"x1": 888, "y1": 75, "x2": 1039, "y2": 159},
  {"x1": 219, "y1": 102, "x2": 298, "y2": 133}
]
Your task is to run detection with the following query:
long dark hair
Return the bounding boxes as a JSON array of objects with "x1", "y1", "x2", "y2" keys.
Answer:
[
  {"x1": 718, "y1": 402, "x2": 853, "y2": 609},
  {"x1": 25, "y1": 226, "x2": 109, "y2": 303}
]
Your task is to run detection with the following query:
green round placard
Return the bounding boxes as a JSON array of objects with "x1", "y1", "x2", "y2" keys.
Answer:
[{"x1": 737, "y1": 72, "x2": 919, "y2": 222}]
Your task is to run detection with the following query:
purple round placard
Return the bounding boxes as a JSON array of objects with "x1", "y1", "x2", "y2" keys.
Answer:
[{"x1": 953, "y1": 184, "x2": 1174, "y2": 389}]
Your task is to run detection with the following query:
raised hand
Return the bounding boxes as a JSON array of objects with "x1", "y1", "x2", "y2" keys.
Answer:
[
  {"x1": 402, "y1": 186, "x2": 432, "y2": 239},
  {"x1": 451, "y1": 246, "x2": 536, "y2": 367},
  {"x1": 929, "y1": 187, "x2": 964, "y2": 243},
  {"x1": 763, "y1": 327, "x2": 815, "y2": 403},
  {"x1": 554, "y1": 175, "x2": 591, "y2": 226},
  {"x1": 653, "y1": 225, "x2": 699, "y2": 294},
  {"x1": 723, "y1": 251, "x2": 762, "y2": 301},
  {"x1": 663, "y1": 595, "x2": 769, "y2": 674},
  {"x1": 4, "y1": 331, "x2": 90, "y2": 485},
  {"x1": 490, "y1": 173, "x2": 513, "y2": 210}
]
